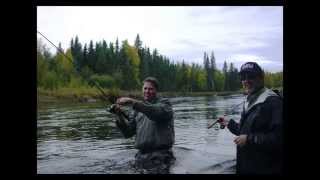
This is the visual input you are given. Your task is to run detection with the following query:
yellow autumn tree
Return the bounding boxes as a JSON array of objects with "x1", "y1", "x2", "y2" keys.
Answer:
[{"x1": 122, "y1": 40, "x2": 141, "y2": 89}]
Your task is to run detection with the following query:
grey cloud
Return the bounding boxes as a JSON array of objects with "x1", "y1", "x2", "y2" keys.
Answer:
[{"x1": 174, "y1": 39, "x2": 207, "y2": 49}]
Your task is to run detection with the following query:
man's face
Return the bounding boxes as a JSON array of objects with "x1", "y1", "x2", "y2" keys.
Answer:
[
  {"x1": 241, "y1": 73, "x2": 263, "y2": 95},
  {"x1": 143, "y1": 81, "x2": 157, "y2": 101}
]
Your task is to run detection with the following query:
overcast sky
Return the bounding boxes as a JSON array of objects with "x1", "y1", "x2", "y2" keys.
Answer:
[{"x1": 37, "y1": 6, "x2": 283, "y2": 72}]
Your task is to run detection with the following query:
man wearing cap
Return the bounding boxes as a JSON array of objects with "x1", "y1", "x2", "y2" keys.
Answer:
[
  {"x1": 112, "y1": 77, "x2": 175, "y2": 174},
  {"x1": 218, "y1": 62, "x2": 283, "y2": 174}
]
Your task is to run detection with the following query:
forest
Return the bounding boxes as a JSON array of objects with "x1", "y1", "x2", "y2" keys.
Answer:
[{"x1": 37, "y1": 34, "x2": 283, "y2": 97}]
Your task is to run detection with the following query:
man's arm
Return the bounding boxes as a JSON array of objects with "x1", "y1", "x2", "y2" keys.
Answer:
[
  {"x1": 114, "y1": 107, "x2": 136, "y2": 138},
  {"x1": 133, "y1": 98, "x2": 173, "y2": 122},
  {"x1": 247, "y1": 97, "x2": 283, "y2": 152},
  {"x1": 227, "y1": 119, "x2": 241, "y2": 136}
]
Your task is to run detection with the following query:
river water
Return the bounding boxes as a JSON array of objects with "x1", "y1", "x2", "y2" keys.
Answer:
[{"x1": 37, "y1": 94, "x2": 244, "y2": 174}]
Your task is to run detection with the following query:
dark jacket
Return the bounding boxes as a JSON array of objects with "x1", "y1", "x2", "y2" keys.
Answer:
[
  {"x1": 228, "y1": 88, "x2": 283, "y2": 174},
  {"x1": 115, "y1": 97, "x2": 175, "y2": 152}
]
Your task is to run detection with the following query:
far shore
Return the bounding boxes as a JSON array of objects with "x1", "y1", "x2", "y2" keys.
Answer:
[
  {"x1": 37, "y1": 87, "x2": 244, "y2": 105},
  {"x1": 37, "y1": 87, "x2": 282, "y2": 105}
]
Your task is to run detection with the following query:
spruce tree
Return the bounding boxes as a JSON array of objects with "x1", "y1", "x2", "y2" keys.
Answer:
[
  {"x1": 210, "y1": 51, "x2": 216, "y2": 91},
  {"x1": 223, "y1": 61, "x2": 229, "y2": 91}
]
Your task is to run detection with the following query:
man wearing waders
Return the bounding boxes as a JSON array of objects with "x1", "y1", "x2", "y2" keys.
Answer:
[
  {"x1": 218, "y1": 62, "x2": 283, "y2": 174},
  {"x1": 112, "y1": 77, "x2": 175, "y2": 174}
]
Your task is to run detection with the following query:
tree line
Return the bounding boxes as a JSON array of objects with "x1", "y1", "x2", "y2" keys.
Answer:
[{"x1": 37, "y1": 34, "x2": 282, "y2": 92}]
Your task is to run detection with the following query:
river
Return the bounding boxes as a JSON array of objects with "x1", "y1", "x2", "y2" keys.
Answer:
[{"x1": 37, "y1": 94, "x2": 244, "y2": 174}]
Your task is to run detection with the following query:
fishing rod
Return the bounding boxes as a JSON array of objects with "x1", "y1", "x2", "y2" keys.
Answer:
[
  {"x1": 37, "y1": 31, "x2": 129, "y2": 118},
  {"x1": 207, "y1": 101, "x2": 244, "y2": 129},
  {"x1": 37, "y1": 30, "x2": 112, "y2": 103}
]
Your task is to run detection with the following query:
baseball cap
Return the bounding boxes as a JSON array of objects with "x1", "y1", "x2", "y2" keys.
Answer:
[{"x1": 239, "y1": 62, "x2": 264, "y2": 76}]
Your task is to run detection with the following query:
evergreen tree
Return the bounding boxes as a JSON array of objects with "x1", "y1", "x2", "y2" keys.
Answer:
[
  {"x1": 228, "y1": 62, "x2": 240, "y2": 91},
  {"x1": 109, "y1": 42, "x2": 116, "y2": 73},
  {"x1": 223, "y1": 61, "x2": 229, "y2": 91},
  {"x1": 233, "y1": 67, "x2": 240, "y2": 90},
  {"x1": 87, "y1": 40, "x2": 96, "y2": 72},
  {"x1": 70, "y1": 36, "x2": 83, "y2": 73},
  {"x1": 115, "y1": 37, "x2": 120, "y2": 55},
  {"x1": 139, "y1": 48, "x2": 146, "y2": 80},
  {"x1": 181, "y1": 60, "x2": 189, "y2": 91},
  {"x1": 210, "y1": 51, "x2": 216, "y2": 91},
  {"x1": 109, "y1": 42, "x2": 115, "y2": 55},
  {"x1": 203, "y1": 52, "x2": 212, "y2": 90},
  {"x1": 134, "y1": 34, "x2": 142, "y2": 49},
  {"x1": 228, "y1": 62, "x2": 235, "y2": 90},
  {"x1": 95, "y1": 41, "x2": 108, "y2": 74},
  {"x1": 58, "y1": 42, "x2": 63, "y2": 52}
]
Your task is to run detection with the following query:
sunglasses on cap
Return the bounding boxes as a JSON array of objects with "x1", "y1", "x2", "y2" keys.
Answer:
[{"x1": 240, "y1": 72, "x2": 258, "y2": 81}]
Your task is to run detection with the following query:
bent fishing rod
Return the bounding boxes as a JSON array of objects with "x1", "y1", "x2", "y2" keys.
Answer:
[
  {"x1": 37, "y1": 31, "x2": 111, "y2": 101},
  {"x1": 37, "y1": 31, "x2": 129, "y2": 117}
]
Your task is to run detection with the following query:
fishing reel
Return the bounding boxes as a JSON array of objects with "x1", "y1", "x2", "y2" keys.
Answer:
[
  {"x1": 208, "y1": 117, "x2": 226, "y2": 129},
  {"x1": 106, "y1": 104, "x2": 129, "y2": 119},
  {"x1": 218, "y1": 117, "x2": 225, "y2": 129},
  {"x1": 106, "y1": 104, "x2": 118, "y2": 114}
]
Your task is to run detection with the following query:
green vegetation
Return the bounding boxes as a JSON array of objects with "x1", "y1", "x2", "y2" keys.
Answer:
[
  {"x1": 37, "y1": 34, "x2": 283, "y2": 102},
  {"x1": 264, "y1": 71, "x2": 283, "y2": 89}
]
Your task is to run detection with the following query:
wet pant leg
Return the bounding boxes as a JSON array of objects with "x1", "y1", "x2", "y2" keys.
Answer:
[{"x1": 134, "y1": 149, "x2": 175, "y2": 174}]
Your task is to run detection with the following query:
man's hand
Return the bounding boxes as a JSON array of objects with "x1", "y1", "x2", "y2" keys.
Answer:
[
  {"x1": 217, "y1": 116, "x2": 229, "y2": 127},
  {"x1": 220, "y1": 117, "x2": 229, "y2": 126},
  {"x1": 113, "y1": 104, "x2": 122, "y2": 114},
  {"x1": 234, "y1": 134, "x2": 248, "y2": 147},
  {"x1": 116, "y1": 97, "x2": 136, "y2": 106}
]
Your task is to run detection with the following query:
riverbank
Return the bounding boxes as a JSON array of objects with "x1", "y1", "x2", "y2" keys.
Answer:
[
  {"x1": 37, "y1": 86, "x2": 283, "y2": 105},
  {"x1": 37, "y1": 87, "x2": 244, "y2": 105}
]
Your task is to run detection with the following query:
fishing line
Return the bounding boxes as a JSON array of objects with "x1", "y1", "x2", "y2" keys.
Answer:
[{"x1": 37, "y1": 30, "x2": 111, "y2": 103}]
